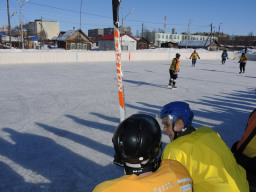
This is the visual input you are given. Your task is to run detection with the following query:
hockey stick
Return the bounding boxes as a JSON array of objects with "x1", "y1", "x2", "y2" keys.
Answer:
[{"x1": 112, "y1": 0, "x2": 126, "y2": 122}]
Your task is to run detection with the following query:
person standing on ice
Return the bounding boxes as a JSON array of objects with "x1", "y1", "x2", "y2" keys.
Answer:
[
  {"x1": 189, "y1": 50, "x2": 200, "y2": 67},
  {"x1": 169, "y1": 53, "x2": 180, "y2": 89},
  {"x1": 221, "y1": 49, "x2": 229, "y2": 64},
  {"x1": 158, "y1": 101, "x2": 249, "y2": 192},
  {"x1": 93, "y1": 114, "x2": 192, "y2": 192},
  {"x1": 238, "y1": 52, "x2": 248, "y2": 74}
]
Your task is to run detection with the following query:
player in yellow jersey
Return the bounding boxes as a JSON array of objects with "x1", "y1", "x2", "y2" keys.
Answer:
[
  {"x1": 93, "y1": 114, "x2": 192, "y2": 192},
  {"x1": 169, "y1": 53, "x2": 180, "y2": 89},
  {"x1": 189, "y1": 50, "x2": 200, "y2": 67},
  {"x1": 238, "y1": 52, "x2": 248, "y2": 74},
  {"x1": 158, "y1": 101, "x2": 249, "y2": 192}
]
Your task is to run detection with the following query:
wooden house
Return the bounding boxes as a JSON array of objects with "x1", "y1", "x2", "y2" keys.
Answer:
[
  {"x1": 137, "y1": 37, "x2": 150, "y2": 49},
  {"x1": 161, "y1": 41, "x2": 178, "y2": 48},
  {"x1": 56, "y1": 29, "x2": 92, "y2": 50}
]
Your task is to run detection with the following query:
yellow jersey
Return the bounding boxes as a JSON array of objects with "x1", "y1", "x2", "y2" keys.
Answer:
[
  {"x1": 93, "y1": 159, "x2": 192, "y2": 192},
  {"x1": 170, "y1": 58, "x2": 180, "y2": 71},
  {"x1": 162, "y1": 127, "x2": 249, "y2": 192},
  {"x1": 190, "y1": 52, "x2": 199, "y2": 59}
]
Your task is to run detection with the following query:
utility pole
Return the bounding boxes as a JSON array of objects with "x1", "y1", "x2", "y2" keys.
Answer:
[
  {"x1": 186, "y1": 19, "x2": 194, "y2": 49},
  {"x1": 80, "y1": 0, "x2": 82, "y2": 29},
  {"x1": 7, "y1": 0, "x2": 11, "y2": 46},
  {"x1": 18, "y1": 0, "x2": 28, "y2": 49},
  {"x1": 141, "y1": 22, "x2": 143, "y2": 38},
  {"x1": 210, "y1": 23, "x2": 213, "y2": 44},
  {"x1": 164, "y1": 16, "x2": 166, "y2": 33},
  {"x1": 120, "y1": 6, "x2": 134, "y2": 50}
]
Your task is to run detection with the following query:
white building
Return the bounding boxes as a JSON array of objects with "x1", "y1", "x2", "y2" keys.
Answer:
[
  {"x1": 25, "y1": 20, "x2": 60, "y2": 40},
  {"x1": 98, "y1": 34, "x2": 137, "y2": 51},
  {"x1": 155, "y1": 32, "x2": 218, "y2": 47}
]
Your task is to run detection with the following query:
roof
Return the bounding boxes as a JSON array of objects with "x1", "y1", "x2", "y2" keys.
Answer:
[
  {"x1": 57, "y1": 30, "x2": 77, "y2": 41},
  {"x1": 56, "y1": 29, "x2": 92, "y2": 42},
  {"x1": 178, "y1": 40, "x2": 214, "y2": 47},
  {"x1": 28, "y1": 36, "x2": 38, "y2": 41},
  {"x1": 0, "y1": 31, "x2": 6, "y2": 35},
  {"x1": 99, "y1": 34, "x2": 137, "y2": 41},
  {"x1": 99, "y1": 34, "x2": 114, "y2": 40}
]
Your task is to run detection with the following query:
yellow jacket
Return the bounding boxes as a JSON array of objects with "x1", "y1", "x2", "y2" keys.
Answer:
[
  {"x1": 170, "y1": 58, "x2": 180, "y2": 71},
  {"x1": 162, "y1": 127, "x2": 249, "y2": 192},
  {"x1": 239, "y1": 55, "x2": 247, "y2": 63},
  {"x1": 190, "y1": 52, "x2": 200, "y2": 59},
  {"x1": 93, "y1": 159, "x2": 192, "y2": 192}
]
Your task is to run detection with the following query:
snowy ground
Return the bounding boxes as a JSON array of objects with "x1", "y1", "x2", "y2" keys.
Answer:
[{"x1": 0, "y1": 57, "x2": 255, "y2": 191}]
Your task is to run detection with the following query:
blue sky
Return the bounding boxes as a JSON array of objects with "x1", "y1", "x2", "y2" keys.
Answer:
[{"x1": 0, "y1": 0, "x2": 255, "y2": 36}]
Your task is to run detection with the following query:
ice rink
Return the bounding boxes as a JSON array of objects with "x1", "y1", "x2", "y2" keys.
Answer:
[{"x1": 0, "y1": 58, "x2": 255, "y2": 191}]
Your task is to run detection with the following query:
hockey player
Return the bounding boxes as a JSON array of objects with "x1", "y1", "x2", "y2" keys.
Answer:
[
  {"x1": 231, "y1": 109, "x2": 256, "y2": 192},
  {"x1": 221, "y1": 50, "x2": 229, "y2": 64},
  {"x1": 93, "y1": 114, "x2": 192, "y2": 192},
  {"x1": 238, "y1": 52, "x2": 248, "y2": 73},
  {"x1": 189, "y1": 50, "x2": 200, "y2": 67},
  {"x1": 159, "y1": 101, "x2": 249, "y2": 192},
  {"x1": 169, "y1": 53, "x2": 180, "y2": 89}
]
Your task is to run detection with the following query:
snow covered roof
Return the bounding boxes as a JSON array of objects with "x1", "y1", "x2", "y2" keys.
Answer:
[
  {"x1": 178, "y1": 40, "x2": 213, "y2": 47},
  {"x1": 56, "y1": 30, "x2": 77, "y2": 41}
]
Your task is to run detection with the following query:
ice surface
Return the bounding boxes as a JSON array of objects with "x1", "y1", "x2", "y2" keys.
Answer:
[{"x1": 0, "y1": 55, "x2": 255, "y2": 191}]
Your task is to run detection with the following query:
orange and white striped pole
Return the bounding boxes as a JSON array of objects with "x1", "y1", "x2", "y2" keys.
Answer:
[{"x1": 113, "y1": 0, "x2": 126, "y2": 122}]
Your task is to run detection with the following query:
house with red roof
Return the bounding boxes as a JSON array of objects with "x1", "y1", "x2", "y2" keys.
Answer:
[{"x1": 98, "y1": 34, "x2": 137, "y2": 51}]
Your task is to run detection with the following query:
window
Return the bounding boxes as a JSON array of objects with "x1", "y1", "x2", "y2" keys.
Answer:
[
  {"x1": 122, "y1": 45, "x2": 128, "y2": 50},
  {"x1": 83, "y1": 44, "x2": 87, "y2": 50},
  {"x1": 158, "y1": 34, "x2": 160, "y2": 38},
  {"x1": 170, "y1": 35, "x2": 172, "y2": 39},
  {"x1": 174, "y1": 35, "x2": 176, "y2": 39},
  {"x1": 166, "y1": 35, "x2": 168, "y2": 39},
  {"x1": 162, "y1": 34, "x2": 164, "y2": 38},
  {"x1": 70, "y1": 43, "x2": 76, "y2": 49},
  {"x1": 77, "y1": 43, "x2": 83, "y2": 49}
]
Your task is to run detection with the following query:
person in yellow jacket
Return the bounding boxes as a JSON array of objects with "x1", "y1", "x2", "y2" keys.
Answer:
[
  {"x1": 231, "y1": 108, "x2": 256, "y2": 191},
  {"x1": 189, "y1": 50, "x2": 200, "y2": 67},
  {"x1": 93, "y1": 114, "x2": 192, "y2": 192},
  {"x1": 238, "y1": 52, "x2": 248, "y2": 74},
  {"x1": 169, "y1": 53, "x2": 180, "y2": 89},
  {"x1": 158, "y1": 101, "x2": 249, "y2": 192}
]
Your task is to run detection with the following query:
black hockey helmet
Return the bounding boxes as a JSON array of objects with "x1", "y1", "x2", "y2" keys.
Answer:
[
  {"x1": 176, "y1": 53, "x2": 181, "y2": 58},
  {"x1": 112, "y1": 114, "x2": 162, "y2": 175}
]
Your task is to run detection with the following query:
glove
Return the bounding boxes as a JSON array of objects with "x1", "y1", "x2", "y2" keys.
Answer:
[{"x1": 175, "y1": 69, "x2": 179, "y2": 74}]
